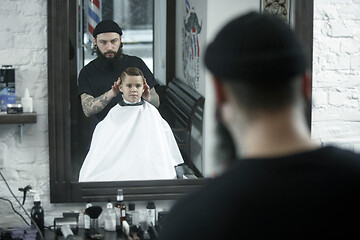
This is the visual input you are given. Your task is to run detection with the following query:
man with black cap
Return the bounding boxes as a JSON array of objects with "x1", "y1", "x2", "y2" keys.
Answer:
[
  {"x1": 158, "y1": 12, "x2": 360, "y2": 239},
  {"x1": 78, "y1": 20, "x2": 159, "y2": 134}
]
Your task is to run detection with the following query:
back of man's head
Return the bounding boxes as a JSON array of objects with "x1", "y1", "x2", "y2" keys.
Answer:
[{"x1": 205, "y1": 12, "x2": 307, "y2": 112}]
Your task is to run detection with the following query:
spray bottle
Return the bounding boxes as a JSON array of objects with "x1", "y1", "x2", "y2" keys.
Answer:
[
  {"x1": 21, "y1": 88, "x2": 33, "y2": 112},
  {"x1": 104, "y1": 200, "x2": 116, "y2": 231},
  {"x1": 84, "y1": 201, "x2": 92, "y2": 232},
  {"x1": 30, "y1": 190, "x2": 44, "y2": 235}
]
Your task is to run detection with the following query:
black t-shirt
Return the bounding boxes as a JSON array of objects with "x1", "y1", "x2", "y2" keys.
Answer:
[
  {"x1": 158, "y1": 146, "x2": 360, "y2": 239},
  {"x1": 78, "y1": 54, "x2": 158, "y2": 131}
]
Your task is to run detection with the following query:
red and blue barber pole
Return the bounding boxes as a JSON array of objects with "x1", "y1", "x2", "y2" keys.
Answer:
[
  {"x1": 88, "y1": 0, "x2": 101, "y2": 41},
  {"x1": 186, "y1": 0, "x2": 190, "y2": 14}
]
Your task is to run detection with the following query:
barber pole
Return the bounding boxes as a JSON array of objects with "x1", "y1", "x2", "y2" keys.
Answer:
[
  {"x1": 186, "y1": 0, "x2": 190, "y2": 14},
  {"x1": 88, "y1": 0, "x2": 101, "y2": 41}
]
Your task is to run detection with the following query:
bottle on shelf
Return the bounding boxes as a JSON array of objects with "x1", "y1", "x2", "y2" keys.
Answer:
[
  {"x1": 114, "y1": 189, "x2": 126, "y2": 232},
  {"x1": 30, "y1": 191, "x2": 44, "y2": 235},
  {"x1": 104, "y1": 200, "x2": 116, "y2": 231},
  {"x1": 146, "y1": 201, "x2": 156, "y2": 226},
  {"x1": 126, "y1": 203, "x2": 140, "y2": 227},
  {"x1": 21, "y1": 88, "x2": 33, "y2": 113},
  {"x1": 84, "y1": 201, "x2": 92, "y2": 231}
]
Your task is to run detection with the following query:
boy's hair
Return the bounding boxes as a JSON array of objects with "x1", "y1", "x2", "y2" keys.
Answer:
[{"x1": 120, "y1": 67, "x2": 145, "y2": 82}]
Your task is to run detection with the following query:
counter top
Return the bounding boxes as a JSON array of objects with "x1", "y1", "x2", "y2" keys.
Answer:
[{"x1": 44, "y1": 228, "x2": 130, "y2": 240}]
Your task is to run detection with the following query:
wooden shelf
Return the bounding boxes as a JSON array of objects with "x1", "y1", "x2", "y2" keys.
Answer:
[{"x1": 0, "y1": 112, "x2": 37, "y2": 124}]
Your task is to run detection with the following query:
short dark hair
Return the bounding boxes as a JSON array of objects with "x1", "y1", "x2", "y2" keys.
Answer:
[
  {"x1": 120, "y1": 67, "x2": 145, "y2": 82},
  {"x1": 223, "y1": 76, "x2": 302, "y2": 114}
]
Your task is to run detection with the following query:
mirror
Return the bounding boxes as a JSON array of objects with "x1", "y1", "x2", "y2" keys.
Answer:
[
  {"x1": 48, "y1": 0, "x2": 313, "y2": 203},
  {"x1": 72, "y1": 0, "x2": 204, "y2": 182}
]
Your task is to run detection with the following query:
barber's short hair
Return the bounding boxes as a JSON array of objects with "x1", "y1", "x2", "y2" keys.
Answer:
[
  {"x1": 224, "y1": 76, "x2": 303, "y2": 113},
  {"x1": 120, "y1": 67, "x2": 145, "y2": 82}
]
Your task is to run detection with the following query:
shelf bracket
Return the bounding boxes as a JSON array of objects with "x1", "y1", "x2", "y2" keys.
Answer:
[{"x1": 18, "y1": 124, "x2": 24, "y2": 143}]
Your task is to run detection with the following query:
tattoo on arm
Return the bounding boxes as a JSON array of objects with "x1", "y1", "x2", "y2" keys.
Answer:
[{"x1": 81, "y1": 92, "x2": 113, "y2": 117}]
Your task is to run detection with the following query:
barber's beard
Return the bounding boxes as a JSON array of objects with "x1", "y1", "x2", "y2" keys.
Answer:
[
  {"x1": 96, "y1": 47, "x2": 123, "y2": 68},
  {"x1": 214, "y1": 108, "x2": 237, "y2": 172}
]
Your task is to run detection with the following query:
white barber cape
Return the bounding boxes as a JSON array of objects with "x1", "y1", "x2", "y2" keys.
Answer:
[{"x1": 79, "y1": 100, "x2": 184, "y2": 182}]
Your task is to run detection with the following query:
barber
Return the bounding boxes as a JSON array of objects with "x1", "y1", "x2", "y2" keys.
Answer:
[
  {"x1": 158, "y1": 12, "x2": 360, "y2": 239},
  {"x1": 78, "y1": 20, "x2": 160, "y2": 133}
]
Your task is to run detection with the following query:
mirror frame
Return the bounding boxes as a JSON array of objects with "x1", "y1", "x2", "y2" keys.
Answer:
[{"x1": 48, "y1": 0, "x2": 313, "y2": 203}]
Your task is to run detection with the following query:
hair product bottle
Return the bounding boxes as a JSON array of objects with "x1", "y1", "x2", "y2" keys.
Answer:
[
  {"x1": 0, "y1": 65, "x2": 15, "y2": 108},
  {"x1": 146, "y1": 201, "x2": 156, "y2": 226},
  {"x1": 30, "y1": 192, "x2": 44, "y2": 235},
  {"x1": 126, "y1": 203, "x2": 140, "y2": 227},
  {"x1": 0, "y1": 75, "x2": 6, "y2": 111},
  {"x1": 114, "y1": 189, "x2": 126, "y2": 232},
  {"x1": 21, "y1": 88, "x2": 33, "y2": 112},
  {"x1": 104, "y1": 201, "x2": 116, "y2": 231},
  {"x1": 84, "y1": 201, "x2": 92, "y2": 231}
]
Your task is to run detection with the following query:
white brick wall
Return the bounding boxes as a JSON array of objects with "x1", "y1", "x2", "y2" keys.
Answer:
[
  {"x1": 0, "y1": 0, "x2": 86, "y2": 229},
  {"x1": 0, "y1": 0, "x2": 172, "y2": 230},
  {"x1": 312, "y1": 1, "x2": 360, "y2": 153},
  {"x1": 0, "y1": 0, "x2": 359, "y2": 230}
]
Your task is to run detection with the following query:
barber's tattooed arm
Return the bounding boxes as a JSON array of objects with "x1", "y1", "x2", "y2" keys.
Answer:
[{"x1": 81, "y1": 81, "x2": 121, "y2": 117}]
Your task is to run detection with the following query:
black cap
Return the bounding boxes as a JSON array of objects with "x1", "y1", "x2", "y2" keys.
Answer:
[
  {"x1": 205, "y1": 12, "x2": 307, "y2": 83},
  {"x1": 93, "y1": 20, "x2": 123, "y2": 38}
]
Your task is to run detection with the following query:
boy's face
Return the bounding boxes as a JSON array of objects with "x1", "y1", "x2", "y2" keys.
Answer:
[{"x1": 119, "y1": 75, "x2": 145, "y2": 102}]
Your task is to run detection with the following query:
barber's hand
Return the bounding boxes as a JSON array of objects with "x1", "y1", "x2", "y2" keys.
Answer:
[
  {"x1": 142, "y1": 78, "x2": 151, "y2": 102},
  {"x1": 111, "y1": 77, "x2": 121, "y2": 96}
]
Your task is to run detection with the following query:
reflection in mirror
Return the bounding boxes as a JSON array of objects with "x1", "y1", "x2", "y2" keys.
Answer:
[
  {"x1": 49, "y1": 0, "x2": 208, "y2": 203},
  {"x1": 48, "y1": 0, "x2": 312, "y2": 203},
  {"x1": 78, "y1": 67, "x2": 184, "y2": 182},
  {"x1": 71, "y1": 0, "x2": 205, "y2": 182}
]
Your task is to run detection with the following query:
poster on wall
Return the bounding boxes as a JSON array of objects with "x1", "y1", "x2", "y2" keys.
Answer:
[
  {"x1": 182, "y1": 0, "x2": 204, "y2": 92},
  {"x1": 261, "y1": 0, "x2": 290, "y2": 24}
]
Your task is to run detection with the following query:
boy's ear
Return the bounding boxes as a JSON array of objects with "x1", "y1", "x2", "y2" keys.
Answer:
[{"x1": 143, "y1": 78, "x2": 147, "y2": 90}]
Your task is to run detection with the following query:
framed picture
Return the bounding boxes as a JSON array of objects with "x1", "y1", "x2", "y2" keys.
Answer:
[{"x1": 260, "y1": 0, "x2": 291, "y2": 24}]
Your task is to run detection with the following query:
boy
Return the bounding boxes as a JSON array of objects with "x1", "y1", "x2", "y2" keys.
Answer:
[{"x1": 79, "y1": 67, "x2": 183, "y2": 182}]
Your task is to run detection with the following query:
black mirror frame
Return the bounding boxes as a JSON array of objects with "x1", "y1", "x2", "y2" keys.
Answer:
[{"x1": 48, "y1": 0, "x2": 313, "y2": 203}]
